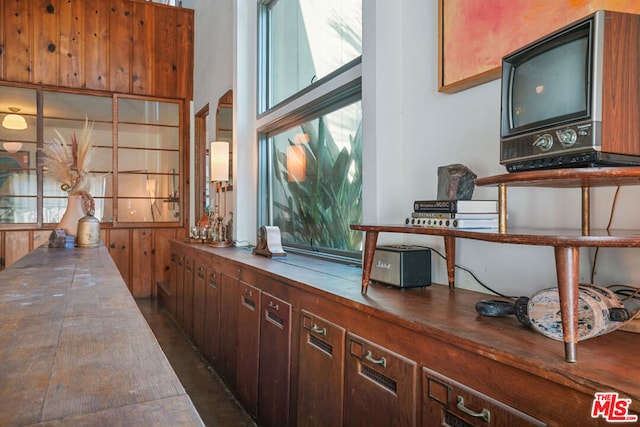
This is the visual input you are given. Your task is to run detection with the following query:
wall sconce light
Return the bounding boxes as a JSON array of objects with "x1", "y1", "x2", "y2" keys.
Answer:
[
  {"x1": 2, "y1": 142, "x2": 23, "y2": 153},
  {"x1": 287, "y1": 145, "x2": 306, "y2": 182},
  {"x1": 2, "y1": 107, "x2": 27, "y2": 131},
  {"x1": 293, "y1": 133, "x2": 310, "y2": 144},
  {"x1": 210, "y1": 141, "x2": 231, "y2": 247}
]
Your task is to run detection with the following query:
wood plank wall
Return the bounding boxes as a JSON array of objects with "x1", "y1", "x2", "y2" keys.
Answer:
[{"x1": 0, "y1": 0, "x2": 194, "y2": 99}]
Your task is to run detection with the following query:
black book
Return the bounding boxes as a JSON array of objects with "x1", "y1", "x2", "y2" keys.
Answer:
[{"x1": 413, "y1": 199, "x2": 498, "y2": 213}]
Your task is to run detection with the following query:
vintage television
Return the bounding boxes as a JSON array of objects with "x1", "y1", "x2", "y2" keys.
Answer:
[{"x1": 500, "y1": 10, "x2": 640, "y2": 172}]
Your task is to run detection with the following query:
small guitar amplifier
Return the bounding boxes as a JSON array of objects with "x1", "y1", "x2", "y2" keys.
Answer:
[{"x1": 370, "y1": 245, "x2": 431, "y2": 288}]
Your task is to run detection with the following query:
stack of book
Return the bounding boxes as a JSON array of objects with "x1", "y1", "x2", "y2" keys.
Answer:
[{"x1": 405, "y1": 199, "x2": 499, "y2": 229}]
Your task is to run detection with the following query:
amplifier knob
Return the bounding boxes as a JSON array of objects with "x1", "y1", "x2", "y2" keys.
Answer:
[{"x1": 533, "y1": 134, "x2": 554, "y2": 151}]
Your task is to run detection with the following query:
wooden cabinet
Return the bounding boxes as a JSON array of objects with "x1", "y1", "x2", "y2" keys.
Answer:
[
  {"x1": 168, "y1": 240, "x2": 640, "y2": 426},
  {"x1": 422, "y1": 367, "x2": 545, "y2": 427},
  {"x1": 344, "y1": 332, "x2": 418, "y2": 426},
  {"x1": 297, "y1": 310, "x2": 345, "y2": 427},
  {"x1": 258, "y1": 292, "x2": 292, "y2": 427},
  {"x1": 235, "y1": 281, "x2": 262, "y2": 418},
  {"x1": 192, "y1": 262, "x2": 207, "y2": 351}
]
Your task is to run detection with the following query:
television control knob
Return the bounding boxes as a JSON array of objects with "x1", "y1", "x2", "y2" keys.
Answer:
[
  {"x1": 533, "y1": 134, "x2": 554, "y2": 151},
  {"x1": 556, "y1": 128, "x2": 577, "y2": 146}
]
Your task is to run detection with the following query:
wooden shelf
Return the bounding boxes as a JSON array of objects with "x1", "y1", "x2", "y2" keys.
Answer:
[
  {"x1": 352, "y1": 167, "x2": 640, "y2": 363},
  {"x1": 475, "y1": 166, "x2": 640, "y2": 188}
]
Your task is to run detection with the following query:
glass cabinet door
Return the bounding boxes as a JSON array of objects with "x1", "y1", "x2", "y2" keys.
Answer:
[
  {"x1": 0, "y1": 84, "x2": 183, "y2": 227},
  {"x1": 117, "y1": 98, "x2": 180, "y2": 223},
  {"x1": 43, "y1": 91, "x2": 114, "y2": 224},
  {"x1": 0, "y1": 87, "x2": 37, "y2": 224}
]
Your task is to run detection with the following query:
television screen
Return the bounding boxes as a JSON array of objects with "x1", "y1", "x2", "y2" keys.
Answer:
[{"x1": 510, "y1": 35, "x2": 589, "y2": 130}]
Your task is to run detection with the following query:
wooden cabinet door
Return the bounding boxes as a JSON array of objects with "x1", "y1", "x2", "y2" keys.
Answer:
[
  {"x1": 192, "y1": 262, "x2": 207, "y2": 351},
  {"x1": 297, "y1": 310, "x2": 345, "y2": 427},
  {"x1": 175, "y1": 253, "x2": 185, "y2": 325},
  {"x1": 236, "y1": 281, "x2": 262, "y2": 418},
  {"x1": 344, "y1": 332, "x2": 418, "y2": 426},
  {"x1": 131, "y1": 229, "x2": 153, "y2": 298},
  {"x1": 107, "y1": 229, "x2": 131, "y2": 288},
  {"x1": 3, "y1": 231, "x2": 30, "y2": 269},
  {"x1": 218, "y1": 272, "x2": 239, "y2": 389},
  {"x1": 183, "y1": 256, "x2": 194, "y2": 337},
  {"x1": 258, "y1": 292, "x2": 292, "y2": 427},
  {"x1": 422, "y1": 367, "x2": 546, "y2": 427},
  {"x1": 154, "y1": 229, "x2": 176, "y2": 296},
  {"x1": 166, "y1": 252, "x2": 178, "y2": 316},
  {"x1": 204, "y1": 270, "x2": 221, "y2": 367}
]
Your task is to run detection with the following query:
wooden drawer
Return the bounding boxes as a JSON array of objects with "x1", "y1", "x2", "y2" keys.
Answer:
[
  {"x1": 345, "y1": 332, "x2": 417, "y2": 426},
  {"x1": 422, "y1": 367, "x2": 546, "y2": 427}
]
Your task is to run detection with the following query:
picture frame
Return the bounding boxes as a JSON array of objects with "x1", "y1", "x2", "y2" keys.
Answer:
[{"x1": 437, "y1": 0, "x2": 640, "y2": 94}]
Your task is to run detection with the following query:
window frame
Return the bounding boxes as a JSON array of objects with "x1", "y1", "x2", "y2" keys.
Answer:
[{"x1": 256, "y1": 0, "x2": 363, "y2": 262}]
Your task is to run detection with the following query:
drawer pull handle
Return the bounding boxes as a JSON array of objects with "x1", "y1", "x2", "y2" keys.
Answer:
[
  {"x1": 310, "y1": 324, "x2": 326, "y2": 336},
  {"x1": 456, "y1": 396, "x2": 490, "y2": 423},
  {"x1": 268, "y1": 301, "x2": 279, "y2": 310},
  {"x1": 365, "y1": 350, "x2": 387, "y2": 368}
]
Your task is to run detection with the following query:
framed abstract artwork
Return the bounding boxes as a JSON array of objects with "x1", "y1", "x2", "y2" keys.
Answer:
[{"x1": 438, "y1": 0, "x2": 640, "y2": 93}]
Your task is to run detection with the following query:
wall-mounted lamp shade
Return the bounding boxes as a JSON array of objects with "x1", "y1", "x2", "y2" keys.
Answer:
[
  {"x1": 210, "y1": 141, "x2": 229, "y2": 182},
  {"x1": 2, "y1": 142, "x2": 23, "y2": 153},
  {"x1": 287, "y1": 145, "x2": 306, "y2": 182},
  {"x1": 2, "y1": 113, "x2": 27, "y2": 130},
  {"x1": 293, "y1": 133, "x2": 310, "y2": 144}
]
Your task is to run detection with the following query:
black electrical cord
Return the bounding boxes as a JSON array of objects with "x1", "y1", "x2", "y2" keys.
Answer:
[
  {"x1": 417, "y1": 245, "x2": 516, "y2": 299},
  {"x1": 591, "y1": 185, "x2": 621, "y2": 282}
]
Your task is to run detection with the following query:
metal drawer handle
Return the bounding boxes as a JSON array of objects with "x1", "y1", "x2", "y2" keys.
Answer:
[
  {"x1": 310, "y1": 324, "x2": 326, "y2": 336},
  {"x1": 268, "y1": 301, "x2": 279, "y2": 310},
  {"x1": 456, "y1": 396, "x2": 490, "y2": 423},
  {"x1": 365, "y1": 350, "x2": 387, "y2": 368}
]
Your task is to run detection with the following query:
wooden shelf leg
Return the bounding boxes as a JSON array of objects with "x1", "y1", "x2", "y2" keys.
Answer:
[
  {"x1": 444, "y1": 236, "x2": 456, "y2": 291},
  {"x1": 581, "y1": 185, "x2": 590, "y2": 235},
  {"x1": 554, "y1": 246, "x2": 580, "y2": 363},
  {"x1": 361, "y1": 231, "x2": 379, "y2": 294},
  {"x1": 498, "y1": 183, "x2": 507, "y2": 234}
]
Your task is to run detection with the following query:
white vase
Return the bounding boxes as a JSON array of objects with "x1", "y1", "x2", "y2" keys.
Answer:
[{"x1": 57, "y1": 195, "x2": 86, "y2": 237}]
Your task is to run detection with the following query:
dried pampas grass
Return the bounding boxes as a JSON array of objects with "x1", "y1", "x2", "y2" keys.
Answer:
[{"x1": 43, "y1": 118, "x2": 96, "y2": 195}]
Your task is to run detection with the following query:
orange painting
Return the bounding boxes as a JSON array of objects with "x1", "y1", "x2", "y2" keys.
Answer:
[{"x1": 439, "y1": 0, "x2": 640, "y2": 93}]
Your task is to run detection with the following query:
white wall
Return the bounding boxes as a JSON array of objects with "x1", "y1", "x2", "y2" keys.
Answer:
[
  {"x1": 185, "y1": 0, "x2": 640, "y2": 297},
  {"x1": 184, "y1": 0, "x2": 234, "y2": 227}
]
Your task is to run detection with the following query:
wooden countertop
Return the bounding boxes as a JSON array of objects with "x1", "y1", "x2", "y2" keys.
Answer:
[{"x1": 0, "y1": 245, "x2": 203, "y2": 426}]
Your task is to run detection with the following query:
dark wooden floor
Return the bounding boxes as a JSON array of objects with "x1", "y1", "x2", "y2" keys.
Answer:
[{"x1": 137, "y1": 298, "x2": 256, "y2": 427}]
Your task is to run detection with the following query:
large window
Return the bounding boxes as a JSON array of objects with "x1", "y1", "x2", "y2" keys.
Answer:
[{"x1": 258, "y1": 0, "x2": 362, "y2": 259}]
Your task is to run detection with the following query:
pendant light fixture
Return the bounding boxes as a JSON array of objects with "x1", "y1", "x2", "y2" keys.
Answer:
[{"x1": 2, "y1": 107, "x2": 27, "y2": 131}]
